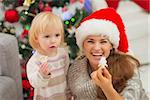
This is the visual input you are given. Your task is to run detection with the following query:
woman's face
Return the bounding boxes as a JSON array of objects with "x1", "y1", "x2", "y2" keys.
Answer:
[{"x1": 83, "y1": 35, "x2": 112, "y2": 69}]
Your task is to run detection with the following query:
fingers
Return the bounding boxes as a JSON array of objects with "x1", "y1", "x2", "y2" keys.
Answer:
[
  {"x1": 97, "y1": 67, "x2": 111, "y2": 80},
  {"x1": 91, "y1": 71, "x2": 101, "y2": 86},
  {"x1": 91, "y1": 68, "x2": 112, "y2": 84},
  {"x1": 39, "y1": 62, "x2": 50, "y2": 75},
  {"x1": 97, "y1": 67, "x2": 104, "y2": 81},
  {"x1": 102, "y1": 68, "x2": 112, "y2": 80},
  {"x1": 91, "y1": 67, "x2": 113, "y2": 91}
]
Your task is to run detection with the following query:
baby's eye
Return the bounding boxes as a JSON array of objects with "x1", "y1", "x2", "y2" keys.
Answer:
[
  {"x1": 44, "y1": 35, "x2": 50, "y2": 38},
  {"x1": 55, "y1": 33, "x2": 60, "y2": 37}
]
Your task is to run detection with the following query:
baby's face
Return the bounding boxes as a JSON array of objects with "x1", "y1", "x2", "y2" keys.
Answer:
[{"x1": 37, "y1": 29, "x2": 62, "y2": 56}]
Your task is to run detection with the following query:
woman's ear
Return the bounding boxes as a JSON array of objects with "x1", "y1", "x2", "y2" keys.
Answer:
[
  {"x1": 110, "y1": 43, "x2": 113, "y2": 50},
  {"x1": 110, "y1": 48, "x2": 115, "y2": 56}
]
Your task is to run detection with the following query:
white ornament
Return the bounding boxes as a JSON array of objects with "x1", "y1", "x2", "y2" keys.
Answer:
[
  {"x1": 52, "y1": 1, "x2": 84, "y2": 21},
  {"x1": 21, "y1": 44, "x2": 26, "y2": 49},
  {"x1": 3, "y1": 21, "x2": 23, "y2": 36},
  {"x1": 98, "y1": 56, "x2": 108, "y2": 69},
  {"x1": 13, "y1": 22, "x2": 24, "y2": 36}
]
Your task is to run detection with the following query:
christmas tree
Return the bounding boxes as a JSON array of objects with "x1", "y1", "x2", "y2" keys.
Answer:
[{"x1": 0, "y1": 0, "x2": 91, "y2": 99}]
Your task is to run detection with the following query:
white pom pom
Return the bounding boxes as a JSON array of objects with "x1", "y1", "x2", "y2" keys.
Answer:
[{"x1": 91, "y1": 0, "x2": 108, "y2": 12}]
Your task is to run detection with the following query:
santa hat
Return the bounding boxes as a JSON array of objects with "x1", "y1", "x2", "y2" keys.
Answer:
[{"x1": 75, "y1": 8, "x2": 129, "y2": 53}]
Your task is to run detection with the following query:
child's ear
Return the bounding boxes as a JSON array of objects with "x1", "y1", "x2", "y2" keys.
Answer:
[
  {"x1": 34, "y1": 37, "x2": 40, "y2": 49},
  {"x1": 34, "y1": 37, "x2": 38, "y2": 43}
]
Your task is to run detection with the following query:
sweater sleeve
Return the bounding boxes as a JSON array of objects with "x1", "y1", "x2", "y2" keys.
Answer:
[
  {"x1": 67, "y1": 59, "x2": 98, "y2": 99},
  {"x1": 63, "y1": 48, "x2": 70, "y2": 76},
  {"x1": 60, "y1": 48, "x2": 71, "y2": 97},
  {"x1": 27, "y1": 56, "x2": 50, "y2": 88},
  {"x1": 120, "y1": 70, "x2": 149, "y2": 100}
]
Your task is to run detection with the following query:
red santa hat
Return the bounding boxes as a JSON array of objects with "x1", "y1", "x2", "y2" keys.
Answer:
[{"x1": 75, "y1": 8, "x2": 129, "y2": 53}]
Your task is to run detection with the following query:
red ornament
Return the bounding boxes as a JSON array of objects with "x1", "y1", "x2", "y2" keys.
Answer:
[
  {"x1": 5, "y1": 9, "x2": 19, "y2": 23},
  {"x1": 29, "y1": 88, "x2": 34, "y2": 97},
  {"x1": 62, "y1": 6, "x2": 68, "y2": 12},
  {"x1": 70, "y1": 0, "x2": 75, "y2": 4},
  {"x1": 38, "y1": 1, "x2": 44, "y2": 11},
  {"x1": 20, "y1": 29, "x2": 29, "y2": 39},
  {"x1": 22, "y1": 80, "x2": 32, "y2": 90},
  {"x1": 22, "y1": 73, "x2": 27, "y2": 78},
  {"x1": 43, "y1": 3, "x2": 52, "y2": 12},
  {"x1": 105, "y1": 0, "x2": 120, "y2": 10}
]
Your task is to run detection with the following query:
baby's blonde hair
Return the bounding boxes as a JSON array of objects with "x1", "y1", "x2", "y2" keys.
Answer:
[{"x1": 29, "y1": 12, "x2": 64, "y2": 52}]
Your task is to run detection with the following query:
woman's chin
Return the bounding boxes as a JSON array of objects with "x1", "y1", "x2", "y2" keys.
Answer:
[{"x1": 91, "y1": 59, "x2": 99, "y2": 66}]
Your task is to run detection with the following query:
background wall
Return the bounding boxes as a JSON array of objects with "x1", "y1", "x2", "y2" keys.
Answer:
[
  {"x1": 118, "y1": 1, "x2": 150, "y2": 96},
  {"x1": 92, "y1": 0, "x2": 150, "y2": 97}
]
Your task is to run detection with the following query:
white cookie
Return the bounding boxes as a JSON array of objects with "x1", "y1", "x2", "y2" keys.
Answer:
[{"x1": 98, "y1": 56, "x2": 108, "y2": 69}]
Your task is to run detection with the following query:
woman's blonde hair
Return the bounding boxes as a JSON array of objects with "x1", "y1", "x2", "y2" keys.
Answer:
[{"x1": 29, "y1": 12, "x2": 64, "y2": 51}]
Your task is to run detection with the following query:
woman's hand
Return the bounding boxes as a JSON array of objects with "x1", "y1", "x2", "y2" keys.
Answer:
[
  {"x1": 39, "y1": 62, "x2": 51, "y2": 78},
  {"x1": 91, "y1": 67, "x2": 123, "y2": 100},
  {"x1": 91, "y1": 67, "x2": 112, "y2": 90}
]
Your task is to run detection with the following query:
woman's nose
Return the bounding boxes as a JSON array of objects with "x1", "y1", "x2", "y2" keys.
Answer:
[{"x1": 93, "y1": 43, "x2": 101, "y2": 50}]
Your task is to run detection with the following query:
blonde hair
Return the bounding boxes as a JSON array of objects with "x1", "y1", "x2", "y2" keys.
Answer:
[{"x1": 29, "y1": 12, "x2": 64, "y2": 52}]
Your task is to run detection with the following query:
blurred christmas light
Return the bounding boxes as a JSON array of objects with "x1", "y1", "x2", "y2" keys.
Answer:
[
  {"x1": 24, "y1": 11, "x2": 28, "y2": 15},
  {"x1": 21, "y1": 44, "x2": 26, "y2": 49},
  {"x1": 65, "y1": 20, "x2": 69, "y2": 25},
  {"x1": 25, "y1": 25, "x2": 30, "y2": 30},
  {"x1": 71, "y1": 17, "x2": 75, "y2": 22}
]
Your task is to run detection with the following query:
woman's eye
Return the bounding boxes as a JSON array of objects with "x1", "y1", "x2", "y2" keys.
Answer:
[
  {"x1": 101, "y1": 40, "x2": 108, "y2": 44},
  {"x1": 87, "y1": 40, "x2": 94, "y2": 43}
]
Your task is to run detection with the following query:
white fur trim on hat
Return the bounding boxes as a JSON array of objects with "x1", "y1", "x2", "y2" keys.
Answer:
[{"x1": 75, "y1": 19, "x2": 120, "y2": 49}]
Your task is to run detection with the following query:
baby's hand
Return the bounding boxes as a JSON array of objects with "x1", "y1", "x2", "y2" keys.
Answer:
[
  {"x1": 39, "y1": 62, "x2": 51, "y2": 77},
  {"x1": 98, "y1": 57, "x2": 108, "y2": 69}
]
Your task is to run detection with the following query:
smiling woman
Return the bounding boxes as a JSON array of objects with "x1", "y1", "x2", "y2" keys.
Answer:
[{"x1": 67, "y1": 8, "x2": 148, "y2": 100}]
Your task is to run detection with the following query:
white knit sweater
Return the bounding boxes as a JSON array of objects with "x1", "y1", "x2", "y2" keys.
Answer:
[{"x1": 27, "y1": 48, "x2": 70, "y2": 100}]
